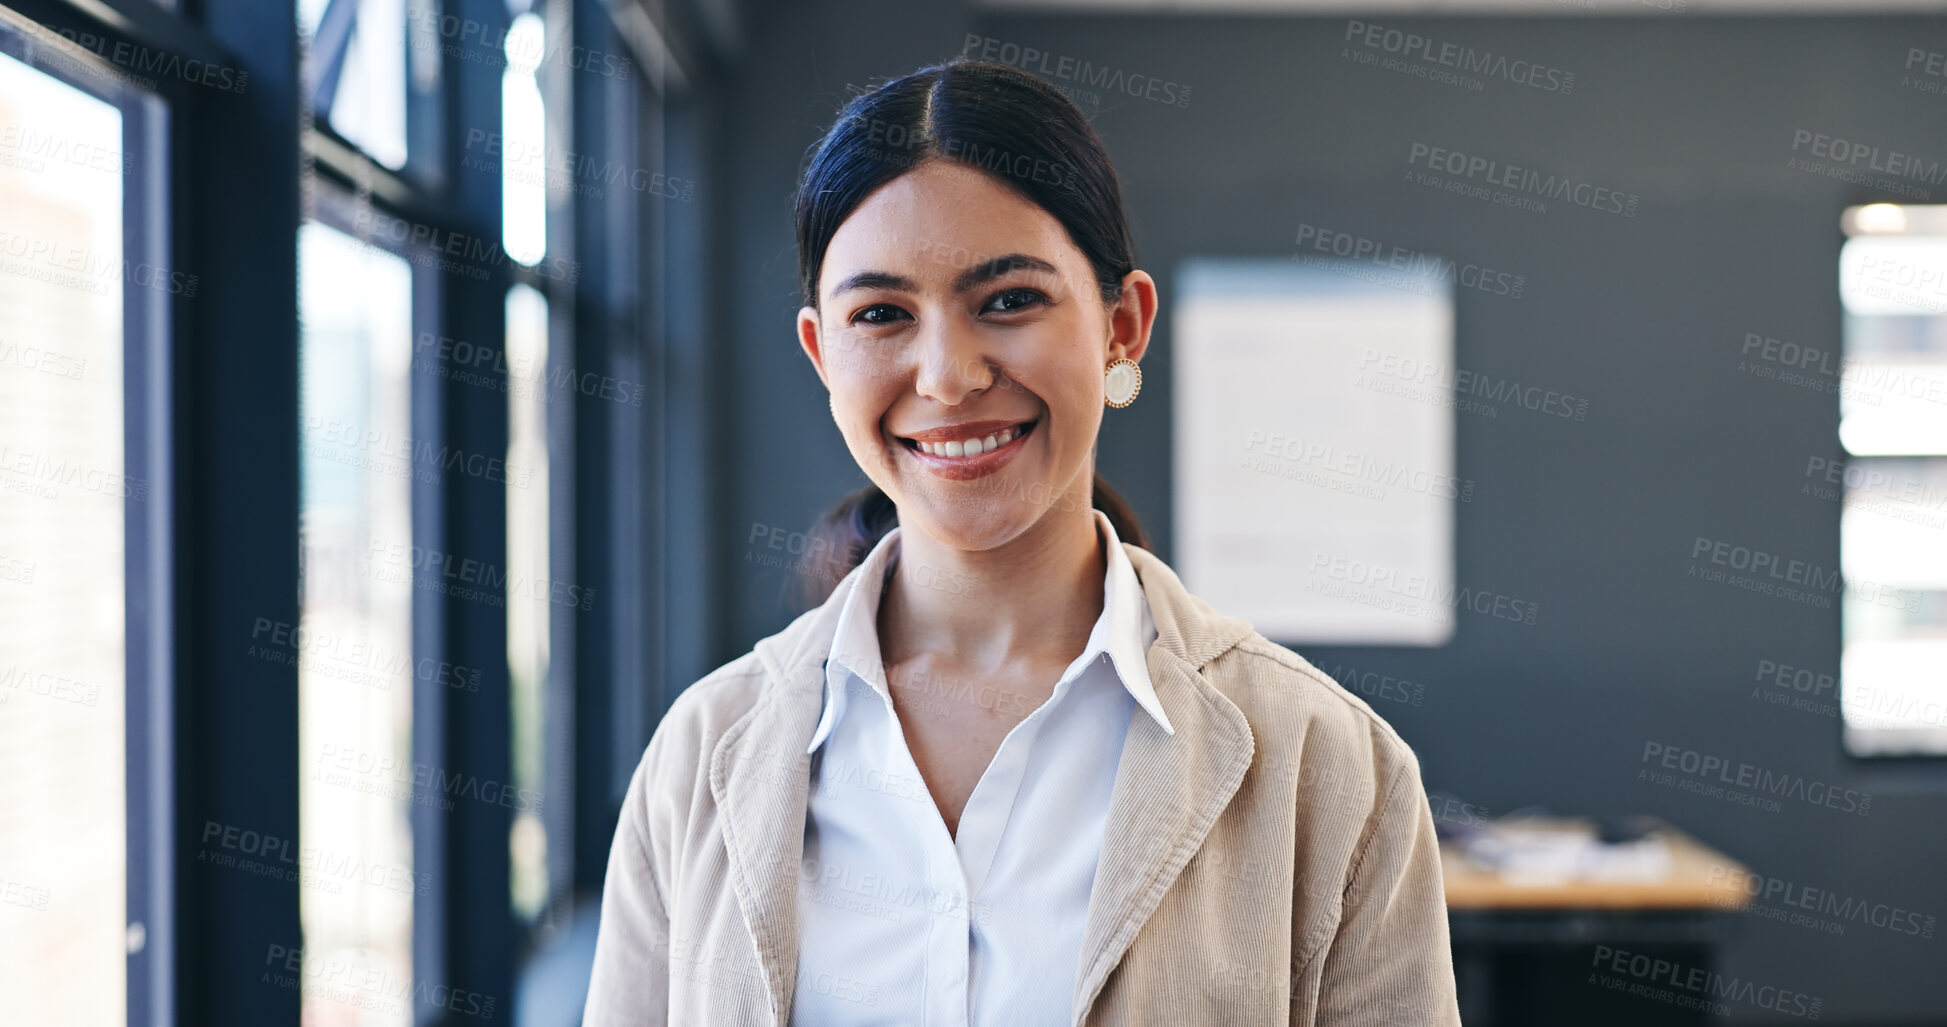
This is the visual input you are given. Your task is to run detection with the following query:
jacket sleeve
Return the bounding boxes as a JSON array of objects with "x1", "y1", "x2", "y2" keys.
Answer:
[
  {"x1": 582, "y1": 727, "x2": 675, "y2": 1026},
  {"x1": 1312, "y1": 759, "x2": 1462, "y2": 1026}
]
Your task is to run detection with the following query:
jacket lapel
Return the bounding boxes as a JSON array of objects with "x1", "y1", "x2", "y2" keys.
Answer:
[
  {"x1": 1071, "y1": 545, "x2": 1258, "y2": 1024},
  {"x1": 709, "y1": 561, "x2": 862, "y2": 1025}
]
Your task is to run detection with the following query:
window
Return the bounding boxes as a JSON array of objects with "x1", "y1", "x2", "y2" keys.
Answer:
[
  {"x1": 506, "y1": 281, "x2": 552, "y2": 925},
  {"x1": 296, "y1": 219, "x2": 417, "y2": 1024},
  {"x1": 300, "y1": 0, "x2": 409, "y2": 170},
  {"x1": 0, "y1": 47, "x2": 131, "y2": 1027},
  {"x1": 1837, "y1": 203, "x2": 1947, "y2": 757}
]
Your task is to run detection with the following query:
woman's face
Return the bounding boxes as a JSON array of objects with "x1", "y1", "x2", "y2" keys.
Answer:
[{"x1": 798, "y1": 159, "x2": 1155, "y2": 552}]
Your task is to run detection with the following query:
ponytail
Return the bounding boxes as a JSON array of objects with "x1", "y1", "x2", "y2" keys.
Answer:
[{"x1": 792, "y1": 474, "x2": 1149, "y2": 612}]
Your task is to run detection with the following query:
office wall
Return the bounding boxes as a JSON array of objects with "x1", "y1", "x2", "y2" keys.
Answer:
[{"x1": 703, "y1": 4, "x2": 1947, "y2": 1022}]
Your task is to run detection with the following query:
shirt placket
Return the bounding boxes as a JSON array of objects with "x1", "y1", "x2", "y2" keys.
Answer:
[{"x1": 872, "y1": 687, "x2": 973, "y2": 1026}]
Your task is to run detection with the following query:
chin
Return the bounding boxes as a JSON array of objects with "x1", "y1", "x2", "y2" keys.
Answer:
[{"x1": 898, "y1": 492, "x2": 1039, "y2": 553}]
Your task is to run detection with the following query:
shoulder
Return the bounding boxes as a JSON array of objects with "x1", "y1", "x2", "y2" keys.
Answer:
[
  {"x1": 1203, "y1": 631, "x2": 1424, "y2": 800},
  {"x1": 634, "y1": 650, "x2": 772, "y2": 784}
]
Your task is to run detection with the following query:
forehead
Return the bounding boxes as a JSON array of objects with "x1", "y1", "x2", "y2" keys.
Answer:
[{"x1": 820, "y1": 161, "x2": 1083, "y2": 294}]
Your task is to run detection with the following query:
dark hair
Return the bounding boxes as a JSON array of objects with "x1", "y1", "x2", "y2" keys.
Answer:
[{"x1": 792, "y1": 57, "x2": 1149, "y2": 610}]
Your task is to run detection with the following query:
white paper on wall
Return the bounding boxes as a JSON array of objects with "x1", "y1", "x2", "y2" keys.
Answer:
[{"x1": 1172, "y1": 257, "x2": 1457, "y2": 645}]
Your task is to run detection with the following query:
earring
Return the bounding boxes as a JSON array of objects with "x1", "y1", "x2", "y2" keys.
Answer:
[{"x1": 1104, "y1": 358, "x2": 1142, "y2": 408}]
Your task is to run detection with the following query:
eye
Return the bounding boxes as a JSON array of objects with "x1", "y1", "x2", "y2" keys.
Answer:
[
  {"x1": 983, "y1": 287, "x2": 1047, "y2": 315},
  {"x1": 850, "y1": 303, "x2": 910, "y2": 327}
]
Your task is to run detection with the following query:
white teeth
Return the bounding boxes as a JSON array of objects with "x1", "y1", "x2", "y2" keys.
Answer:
[{"x1": 916, "y1": 424, "x2": 1024, "y2": 458}]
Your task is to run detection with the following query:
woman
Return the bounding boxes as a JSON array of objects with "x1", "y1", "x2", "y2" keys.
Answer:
[{"x1": 585, "y1": 56, "x2": 1460, "y2": 1026}]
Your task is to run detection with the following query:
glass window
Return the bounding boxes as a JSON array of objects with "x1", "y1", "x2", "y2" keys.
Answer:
[
  {"x1": 297, "y1": 220, "x2": 416, "y2": 1023},
  {"x1": 301, "y1": 0, "x2": 409, "y2": 169},
  {"x1": 1837, "y1": 204, "x2": 1947, "y2": 756},
  {"x1": 506, "y1": 283, "x2": 551, "y2": 924},
  {"x1": 501, "y1": 11, "x2": 547, "y2": 267},
  {"x1": 0, "y1": 48, "x2": 128, "y2": 1027}
]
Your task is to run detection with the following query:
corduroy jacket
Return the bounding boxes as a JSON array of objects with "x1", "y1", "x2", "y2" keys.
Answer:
[{"x1": 583, "y1": 541, "x2": 1462, "y2": 1026}]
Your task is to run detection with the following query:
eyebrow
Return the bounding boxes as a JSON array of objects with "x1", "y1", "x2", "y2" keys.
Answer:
[{"x1": 829, "y1": 252, "x2": 1060, "y2": 298}]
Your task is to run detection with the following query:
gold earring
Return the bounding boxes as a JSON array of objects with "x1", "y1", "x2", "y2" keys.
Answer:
[{"x1": 1104, "y1": 358, "x2": 1141, "y2": 408}]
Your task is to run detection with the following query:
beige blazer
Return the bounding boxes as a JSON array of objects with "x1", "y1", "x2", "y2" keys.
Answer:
[{"x1": 583, "y1": 542, "x2": 1462, "y2": 1026}]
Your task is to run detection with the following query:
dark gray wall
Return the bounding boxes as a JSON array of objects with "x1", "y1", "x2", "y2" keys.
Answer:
[{"x1": 700, "y1": 5, "x2": 1947, "y2": 1022}]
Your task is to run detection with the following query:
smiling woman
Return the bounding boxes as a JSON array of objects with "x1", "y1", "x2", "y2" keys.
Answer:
[{"x1": 583, "y1": 56, "x2": 1463, "y2": 1027}]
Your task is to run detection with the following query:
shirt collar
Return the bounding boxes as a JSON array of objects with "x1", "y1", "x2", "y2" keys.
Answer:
[{"x1": 805, "y1": 507, "x2": 1170, "y2": 755}]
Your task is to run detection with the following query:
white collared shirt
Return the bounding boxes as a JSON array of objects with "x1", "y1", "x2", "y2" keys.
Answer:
[{"x1": 790, "y1": 508, "x2": 1169, "y2": 1026}]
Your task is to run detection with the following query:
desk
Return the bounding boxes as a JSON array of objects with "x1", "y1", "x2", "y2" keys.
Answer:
[{"x1": 1442, "y1": 819, "x2": 1750, "y2": 1026}]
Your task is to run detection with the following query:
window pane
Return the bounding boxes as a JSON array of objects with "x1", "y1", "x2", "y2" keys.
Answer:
[
  {"x1": 1838, "y1": 210, "x2": 1947, "y2": 755},
  {"x1": 0, "y1": 50, "x2": 127, "y2": 1026},
  {"x1": 302, "y1": 0, "x2": 409, "y2": 169},
  {"x1": 501, "y1": 12, "x2": 547, "y2": 266},
  {"x1": 506, "y1": 283, "x2": 550, "y2": 923},
  {"x1": 298, "y1": 221, "x2": 415, "y2": 1025}
]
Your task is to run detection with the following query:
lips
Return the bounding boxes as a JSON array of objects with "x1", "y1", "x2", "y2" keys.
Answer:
[{"x1": 894, "y1": 418, "x2": 1037, "y2": 481}]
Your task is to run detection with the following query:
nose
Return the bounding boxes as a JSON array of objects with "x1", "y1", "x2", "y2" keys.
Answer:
[{"x1": 911, "y1": 315, "x2": 997, "y2": 406}]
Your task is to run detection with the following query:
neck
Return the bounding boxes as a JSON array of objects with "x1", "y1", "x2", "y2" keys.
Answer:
[{"x1": 878, "y1": 502, "x2": 1106, "y2": 674}]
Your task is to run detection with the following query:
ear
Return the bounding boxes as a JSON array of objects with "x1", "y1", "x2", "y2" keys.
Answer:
[
  {"x1": 1107, "y1": 269, "x2": 1157, "y2": 366},
  {"x1": 798, "y1": 304, "x2": 830, "y2": 390}
]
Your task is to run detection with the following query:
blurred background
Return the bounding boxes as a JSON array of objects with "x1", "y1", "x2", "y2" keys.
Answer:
[{"x1": 1, "y1": 0, "x2": 1945, "y2": 1023}]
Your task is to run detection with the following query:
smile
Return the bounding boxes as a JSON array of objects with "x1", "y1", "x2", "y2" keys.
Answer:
[{"x1": 894, "y1": 419, "x2": 1037, "y2": 480}]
